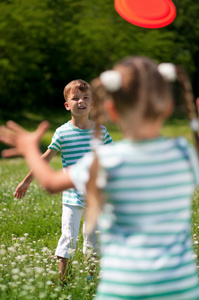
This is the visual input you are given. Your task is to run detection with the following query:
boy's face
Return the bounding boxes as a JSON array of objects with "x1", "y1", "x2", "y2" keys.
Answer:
[{"x1": 64, "y1": 88, "x2": 93, "y2": 118}]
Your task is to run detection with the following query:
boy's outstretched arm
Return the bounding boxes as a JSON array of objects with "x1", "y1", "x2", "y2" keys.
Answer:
[
  {"x1": 15, "y1": 148, "x2": 57, "y2": 199},
  {"x1": 0, "y1": 121, "x2": 74, "y2": 194}
]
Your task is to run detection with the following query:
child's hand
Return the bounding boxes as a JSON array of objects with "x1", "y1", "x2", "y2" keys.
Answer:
[
  {"x1": 0, "y1": 121, "x2": 49, "y2": 158},
  {"x1": 14, "y1": 181, "x2": 30, "y2": 199}
]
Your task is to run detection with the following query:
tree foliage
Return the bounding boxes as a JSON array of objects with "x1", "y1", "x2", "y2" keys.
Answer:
[{"x1": 0, "y1": 0, "x2": 199, "y2": 116}]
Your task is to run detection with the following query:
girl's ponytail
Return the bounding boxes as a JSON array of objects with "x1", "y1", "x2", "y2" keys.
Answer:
[
  {"x1": 159, "y1": 63, "x2": 199, "y2": 154},
  {"x1": 176, "y1": 66, "x2": 199, "y2": 154},
  {"x1": 85, "y1": 78, "x2": 107, "y2": 235}
]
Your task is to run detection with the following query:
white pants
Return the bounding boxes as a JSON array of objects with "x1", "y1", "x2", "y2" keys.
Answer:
[{"x1": 55, "y1": 204, "x2": 98, "y2": 259}]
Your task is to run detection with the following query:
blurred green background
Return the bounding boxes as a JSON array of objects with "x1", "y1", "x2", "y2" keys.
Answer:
[{"x1": 0, "y1": 0, "x2": 199, "y2": 121}]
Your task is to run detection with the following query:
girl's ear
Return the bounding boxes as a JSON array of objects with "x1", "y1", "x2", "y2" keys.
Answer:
[
  {"x1": 64, "y1": 102, "x2": 70, "y2": 111},
  {"x1": 104, "y1": 99, "x2": 120, "y2": 123}
]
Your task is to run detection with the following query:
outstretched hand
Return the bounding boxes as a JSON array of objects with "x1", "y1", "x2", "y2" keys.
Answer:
[{"x1": 0, "y1": 121, "x2": 49, "y2": 158}]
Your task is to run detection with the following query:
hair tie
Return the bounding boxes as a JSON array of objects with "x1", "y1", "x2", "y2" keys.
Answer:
[
  {"x1": 100, "y1": 70, "x2": 122, "y2": 92},
  {"x1": 190, "y1": 118, "x2": 199, "y2": 132},
  {"x1": 158, "y1": 63, "x2": 177, "y2": 82}
]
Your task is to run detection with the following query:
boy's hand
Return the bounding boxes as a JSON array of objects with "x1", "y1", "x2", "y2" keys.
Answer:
[
  {"x1": 15, "y1": 181, "x2": 30, "y2": 199},
  {"x1": 0, "y1": 121, "x2": 49, "y2": 158}
]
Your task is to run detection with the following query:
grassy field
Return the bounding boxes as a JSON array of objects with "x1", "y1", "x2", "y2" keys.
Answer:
[{"x1": 0, "y1": 113, "x2": 199, "y2": 299}]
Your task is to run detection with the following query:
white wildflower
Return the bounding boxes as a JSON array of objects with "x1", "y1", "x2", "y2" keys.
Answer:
[
  {"x1": 68, "y1": 248, "x2": 75, "y2": 256},
  {"x1": 10, "y1": 282, "x2": 18, "y2": 287},
  {"x1": 16, "y1": 254, "x2": 27, "y2": 261},
  {"x1": 86, "y1": 248, "x2": 93, "y2": 257},
  {"x1": 24, "y1": 267, "x2": 33, "y2": 274},
  {"x1": 0, "y1": 284, "x2": 7, "y2": 291},
  {"x1": 8, "y1": 247, "x2": 15, "y2": 252},
  {"x1": 48, "y1": 270, "x2": 56, "y2": 275},
  {"x1": 22, "y1": 284, "x2": 35, "y2": 291},
  {"x1": 42, "y1": 247, "x2": 49, "y2": 253},
  {"x1": 39, "y1": 292, "x2": 47, "y2": 299},
  {"x1": 0, "y1": 249, "x2": 6, "y2": 255},
  {"x1": 11, "y1": 268, "x2": 20, "y2": 274},
  {"x1": 35, "y1": 267, "x2": 44, "y2": 274}
]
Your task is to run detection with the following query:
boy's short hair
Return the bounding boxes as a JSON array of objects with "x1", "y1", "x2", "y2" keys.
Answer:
[{"x1": 63, "y1": 79, "x2": 92, "y2": 102}]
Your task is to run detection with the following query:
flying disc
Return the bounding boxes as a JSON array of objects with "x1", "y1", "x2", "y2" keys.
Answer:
[{"x1": 115, "y1": 0, "x2": 176, "y2": 28}]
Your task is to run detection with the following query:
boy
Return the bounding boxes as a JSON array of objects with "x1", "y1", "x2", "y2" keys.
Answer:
[{"x1": 14, "y1": 79, "x2": 113, "y2": 282}]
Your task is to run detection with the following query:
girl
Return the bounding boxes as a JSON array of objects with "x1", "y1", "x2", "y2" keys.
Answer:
[{"x1": 1, "y1": 56, "x2": 199, "y2": 299}]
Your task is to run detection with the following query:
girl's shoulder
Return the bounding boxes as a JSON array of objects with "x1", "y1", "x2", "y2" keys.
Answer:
[
  {"x1": 96, "y1": 140, "x2": 131, "y2": 169},
  {"x1": 173, "y1": 136, "x2": 190, "y2": 147},
  {"x1": 172, "y1": 136, "x2": 195, "y2": 156}
]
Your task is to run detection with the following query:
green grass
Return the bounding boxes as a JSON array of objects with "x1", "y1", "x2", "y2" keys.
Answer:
[
  {"x1": 0, "y1": 113, "x2": 199, "y2": 299},
  {"x1": 0, "y1": 157, "x2": 100, "y2": 299}
]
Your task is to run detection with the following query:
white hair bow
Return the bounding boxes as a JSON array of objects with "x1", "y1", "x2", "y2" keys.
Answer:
[
  {"x1": 158, "y1": 63, "x2": 177, "y2": 82},
  {"x1": 100, "y1": 70, "x2": 122, "y2": 92}
]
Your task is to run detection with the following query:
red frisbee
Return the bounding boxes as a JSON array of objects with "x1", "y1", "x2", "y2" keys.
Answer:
[{"x1": 115, "y1": 0, "x2": 176, "y2": 28}]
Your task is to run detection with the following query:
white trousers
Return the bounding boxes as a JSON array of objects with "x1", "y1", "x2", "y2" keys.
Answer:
[{"x1": 55, "y1": 204, "x2": 98, "y2": 258}]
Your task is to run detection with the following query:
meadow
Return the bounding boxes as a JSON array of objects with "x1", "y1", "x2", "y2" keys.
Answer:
[{"x1": 0, "y1": 113, "x2": 199, "y2": 299}]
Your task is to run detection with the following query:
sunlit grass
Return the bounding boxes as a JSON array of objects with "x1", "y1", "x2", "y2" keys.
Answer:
[{"x1": 0, "y1": 157, "x2": 100, "y2": 299}]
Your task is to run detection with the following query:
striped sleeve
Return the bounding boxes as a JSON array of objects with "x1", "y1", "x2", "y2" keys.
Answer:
[
  {"x1": 102, "y1": 126, "x2": 114, "y2": 145},
  {"x1": 187, "y1": 145, "x2": 199, "y2": 185},
  {"x1": 48, "y1": 129, "x2": 61, "y2": 152},
  {"x1": 175, "y1": 137, "x2": 199, "y2": 185}
]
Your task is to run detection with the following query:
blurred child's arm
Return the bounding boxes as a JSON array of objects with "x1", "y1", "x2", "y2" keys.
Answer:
[
  {"x1": 0, "y1": 121, "x2": 74, "y2": 194},
  {"x1": 14, "y1": 148, "x2": 57, "y2": 198}
]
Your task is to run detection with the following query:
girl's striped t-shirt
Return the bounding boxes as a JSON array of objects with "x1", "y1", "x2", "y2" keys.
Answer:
[
  {"x1": 48, "y1": 120, "x2": 113, "y2": 207},
  {"x1": 69, "y1": 136, "x2": 199, "y2": 299}
]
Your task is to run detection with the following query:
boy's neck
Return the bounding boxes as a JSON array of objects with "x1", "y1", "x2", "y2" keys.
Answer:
[{"x1": 70, "y1": 117, "x2": 92, "y2": 130}]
